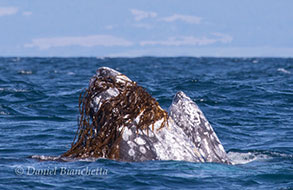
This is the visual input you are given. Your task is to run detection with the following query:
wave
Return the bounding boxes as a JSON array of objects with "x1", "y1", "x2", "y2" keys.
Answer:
[
  {"x1": 277, "y1": 68, "x2": 291, "y2": 74},
  {"x1": 227, "y1": 151, "x2": 270, "y2": 165}
]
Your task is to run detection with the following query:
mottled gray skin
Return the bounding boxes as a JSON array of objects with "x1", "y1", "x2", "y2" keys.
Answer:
[
  {"x1": 90, "y1": 67, "x2": 231, "y2": 164},
  {"x1": 168, "y1": 91, "x2": 231, "y2": 164}
]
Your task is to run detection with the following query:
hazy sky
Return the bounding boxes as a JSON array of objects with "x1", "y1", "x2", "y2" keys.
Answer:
[{"x1": 0, "y1": 0, "x2": 292, "y2": 57}]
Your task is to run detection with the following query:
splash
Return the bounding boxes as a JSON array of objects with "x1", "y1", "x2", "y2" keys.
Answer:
[
  {"x1": 227, "y1": 151, "x2": 271, "y2": 165},
  {"x1": 30, "y1": 155, "x2": 98, "y2": 162}
]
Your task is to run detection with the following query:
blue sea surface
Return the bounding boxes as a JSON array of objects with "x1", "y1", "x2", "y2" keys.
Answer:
[{"x1": 0, "y1": 57, "x2": 292, "y2": 189}]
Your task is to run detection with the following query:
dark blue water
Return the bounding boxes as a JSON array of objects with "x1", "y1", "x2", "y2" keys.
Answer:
[{"x1": 0, "y1": 57, "x2": 292, "y2": 189}]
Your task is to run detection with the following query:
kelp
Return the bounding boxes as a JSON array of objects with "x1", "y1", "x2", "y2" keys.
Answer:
[{"x1": 62, "y1": 73, "x2": 168, "y2": 159}]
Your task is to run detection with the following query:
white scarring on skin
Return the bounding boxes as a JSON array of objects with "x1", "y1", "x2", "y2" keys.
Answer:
[
  {"x1": 139, "y1": 146, "x2": 146, "y2": 154},
  {"x1": 92, "y1": 87, "x2": 119, "y2": 111},
  {"x1": 203, "y1": 138, "x2": 211, "y2": 154},
  {"x1": 127, "y1": 141, "x2": 136, "y2": 149},
  {"x1": 134, "y1": 137, "x2": 146, "y2": 145},
  {"x1": 218, "y1": 144, "x2": 225, "y2": 152},
  {"x1": 128, "y1": 149, "x2": 135, "y2": 156},
  {"x1": 197, "y1": 136, "x2": 201, "y2": 142},
  {"x1": 122, "y1": 127, "x2": 133, "y2": 141},
  {"x1": 152, "y1": 119, "x2": 200, "y2": 162},
  {"x1": 106, "y1": 87, "x2": 119, "y2": 97}
]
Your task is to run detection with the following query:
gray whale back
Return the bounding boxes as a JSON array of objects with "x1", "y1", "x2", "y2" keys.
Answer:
[
  {"x1": 63, "y1": 67, "x2": 231, "y2": 164},
  {"x1": 169, "y1": 91, "x2": 230, "y2": 163},
  {"x1": 119, "y1": 91, "x2": 230, "y2": 164}
]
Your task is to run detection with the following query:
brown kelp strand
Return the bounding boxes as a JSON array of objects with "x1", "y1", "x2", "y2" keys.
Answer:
[{"x1": 62, "y1": 74, "x2": 168, "y2": 159}]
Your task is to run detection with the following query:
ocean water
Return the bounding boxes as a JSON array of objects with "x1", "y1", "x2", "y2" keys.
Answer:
[{"x1": 0, "y1": 57, "x2": 292, "y2": 189}]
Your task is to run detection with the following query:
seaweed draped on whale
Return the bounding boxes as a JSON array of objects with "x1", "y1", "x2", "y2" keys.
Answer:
[{"x1": 62, "y1": 67, "x2": 231, "y2": 164}]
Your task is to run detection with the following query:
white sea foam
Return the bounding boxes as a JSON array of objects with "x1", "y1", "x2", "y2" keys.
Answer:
[
  {"x1": 0, "y1": 111, "x2": 8, "y2": 115},
  {"x1": 31, "y1": 155, "x2": 100, "y2": 162},
  {"x1": 31, "y1": 155, "x2": 62, "y2": 161},
  {"x1": 277, "y1": 68, "x2": 291, "y2": 74},
  {"x1": 0, "y1": 88, "x2": 27, "y2": 92},
  {"x1": 67, "y1": 72, "x2": 75, "y2": 75},
  {"x1": 19, "y1": 70, "x2": 33, "y2": 75},
  {"x1": 227, "y1": 151, "x2": 270, "y2": 165}
]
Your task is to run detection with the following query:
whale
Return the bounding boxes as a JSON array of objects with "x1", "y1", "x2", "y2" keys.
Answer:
[{"x1": 58, "y1": 67, "x2": 231, "y2": 164}]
